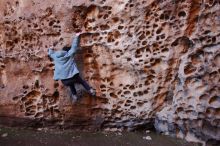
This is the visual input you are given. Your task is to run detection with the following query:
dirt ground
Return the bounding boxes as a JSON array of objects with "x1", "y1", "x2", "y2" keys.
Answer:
[{"x1": 0, "y1": 126, "x2": 201, "y2": 146}]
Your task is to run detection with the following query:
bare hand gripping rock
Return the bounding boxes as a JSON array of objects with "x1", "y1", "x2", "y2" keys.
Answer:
[{"x1": 48, "y1": 32, "x2": 96, "y2": 102}]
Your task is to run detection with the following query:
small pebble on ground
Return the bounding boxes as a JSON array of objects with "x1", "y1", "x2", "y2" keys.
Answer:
[
  {"x1": 143, "y1": 136, "x2": 152, "y2": 140},
  {"x1": 1, "y1": 133, "x2": 8, "y2": 137}
]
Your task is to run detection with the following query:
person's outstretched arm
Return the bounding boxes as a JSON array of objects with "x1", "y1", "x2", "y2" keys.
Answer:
[
  {"x1": 67, "y1": 33, "x2": 81, "y2": 57},
  {"x1": 48, "y1": 48, "x2": 56, "y2": 59}
]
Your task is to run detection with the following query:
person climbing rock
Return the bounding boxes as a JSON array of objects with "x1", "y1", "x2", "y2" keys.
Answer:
[{"x1": 48, "y1": 32, "x2": 96, "y2": 102}]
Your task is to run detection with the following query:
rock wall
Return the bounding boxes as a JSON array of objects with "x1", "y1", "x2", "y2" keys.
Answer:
[{"x1": 0, "y1": 0, "x2": 219, "y2": 145}]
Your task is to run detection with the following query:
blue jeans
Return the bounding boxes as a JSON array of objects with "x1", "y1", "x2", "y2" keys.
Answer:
[{"x1": 61, "y1": 73, "x2": 91, "y2": 95}]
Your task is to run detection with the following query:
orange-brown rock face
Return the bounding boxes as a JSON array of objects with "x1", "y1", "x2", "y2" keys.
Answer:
[{"x1": 0, "y1": 0, "x2": 219, "y2": 144}]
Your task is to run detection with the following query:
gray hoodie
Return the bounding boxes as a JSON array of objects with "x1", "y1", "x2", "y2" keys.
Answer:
[{"x1": 48, "y1": 36, "x2": 80, "y2": 80}]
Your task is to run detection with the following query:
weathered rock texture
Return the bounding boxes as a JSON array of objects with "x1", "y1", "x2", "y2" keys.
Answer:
[{"x1": 0, "y1": 0, "x2": 219, "y2": 145}]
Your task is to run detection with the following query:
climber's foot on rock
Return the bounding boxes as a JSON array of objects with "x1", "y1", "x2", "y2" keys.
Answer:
[
  {"x1": 89, "y1": 88, "x2": 96, "y2": 96},
  {"x1": 71, "y1": 94, "x2": 79, "y2": 103}
]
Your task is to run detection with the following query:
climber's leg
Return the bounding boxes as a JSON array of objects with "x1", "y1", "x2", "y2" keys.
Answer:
[
  {"x1": 69, "y1": 84, "x2": 77, "y2": 95},
  {"x1": 61, "y1": 78, "x2": 76, "y2": 95},
  {"x1": 74, "y1": 74, "x2": 90, "y2": 90},
  {"x1": 61, "y1": 78, "x2": 79, "y2": 102},
  {"x1": 73, "y1": 73, "x2": 96, "y2": 96}
]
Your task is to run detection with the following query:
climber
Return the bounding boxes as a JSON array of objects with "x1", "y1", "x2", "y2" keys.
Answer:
[{"x1": 48, "y1": 32, "x2": 96, "y2": 102}]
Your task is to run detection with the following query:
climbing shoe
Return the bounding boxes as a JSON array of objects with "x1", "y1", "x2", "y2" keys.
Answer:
[
  {"x1": 89, "y1": 88, "x2": 96, "y2": 96},
  {"x1": 71, "y1": 94, "x2": 79, "y2": 103}
]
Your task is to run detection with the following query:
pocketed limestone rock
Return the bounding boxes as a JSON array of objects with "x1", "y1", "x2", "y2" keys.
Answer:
[{"x1": 0, "y1": 0, "x2": 219, "y2": 145}]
